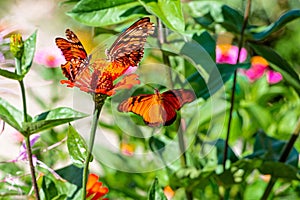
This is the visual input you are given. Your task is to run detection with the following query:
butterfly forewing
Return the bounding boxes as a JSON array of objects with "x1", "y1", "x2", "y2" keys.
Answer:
[
  {"x1": 106, "y1": 17, "x2": 155, "y2": 66},
  {"x1": 55, "y1": 29, "x2": 88, "y2": 82}
]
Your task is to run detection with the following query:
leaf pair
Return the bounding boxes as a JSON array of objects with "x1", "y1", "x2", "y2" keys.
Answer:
[{"x1": 0, "y1": 97, "x2": 87, "y2": 136}]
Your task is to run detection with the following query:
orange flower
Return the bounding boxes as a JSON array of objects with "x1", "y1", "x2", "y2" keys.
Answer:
[
  {"x1": 55, "y1": 18, "x2": 154, "y2": 96},
  {"x1": 86, "y1": 174, "x2": 109, "y2": 200},
  {"x1": 164, "y1": 186, "x2": 174, "y2": 200}
]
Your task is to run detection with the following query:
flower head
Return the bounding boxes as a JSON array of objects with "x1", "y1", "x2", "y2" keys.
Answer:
[
  {"x1": 120, "y1": 142, "x2": 134, "y2": 156},
  {"x1": 216, "y1": 44, "x2": 247, "y2": 64},
  {"x1": 164, "y1": 186, "x2": 175, "y2": 200},
  {"x1": 34, "y1": 47, "x2": 65, "y2": 68},
  {"x1": 86, "y1": 174, "x2": 109, "y2": 200},
  {"x1": 244, "y1": 56, "x2": 282, "y2": 84},
  {"x1": 10, "y1": 33, "x2": 24, "y2": 59},
  {"x1": 60, "y1": 59, "x2": 140, "y2": 96}
]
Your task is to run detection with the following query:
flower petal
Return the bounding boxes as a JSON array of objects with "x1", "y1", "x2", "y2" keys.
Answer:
[
  {"x1": 216, "y1": 44, "x2": 247, "y2": 64},
  {"x1": 266, "y1": 70, "x2": 282, "y2": 84},
  {"x1": 87, "y1": 174, "x2": 99, "y2": 191},
  {"x1": 107, "y1": 74, "x2": 140, "y2": 96}
]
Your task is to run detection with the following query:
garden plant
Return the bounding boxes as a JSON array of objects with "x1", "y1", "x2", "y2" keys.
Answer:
[{"x1": 0, "y1": 0, "x2": 300, "y2": 199}]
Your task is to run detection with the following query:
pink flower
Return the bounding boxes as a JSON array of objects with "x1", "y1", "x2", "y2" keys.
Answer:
[
  {"x1": 244, "y1": 56, "x2": 282, "y2": 84},
  {"x1": 11, "y1": 134, "x2": 40, "y2": 165},
  {"x1": 34, "y1": 46, "x2": 65, "y2": 68},
  {"x1": 216, "y1": 44, "x2": 247, "y2": 64},
  {"x1": 266, "y1": 70, "x2": 283, "y2": 84}
]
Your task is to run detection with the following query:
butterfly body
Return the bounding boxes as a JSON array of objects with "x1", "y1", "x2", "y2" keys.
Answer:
[
  {"x1": 118, "y1": 89, "x2": 196, "y2": 127},
  {"x1": 55, "y1": 17, "x2": 154, "y2": 95}
]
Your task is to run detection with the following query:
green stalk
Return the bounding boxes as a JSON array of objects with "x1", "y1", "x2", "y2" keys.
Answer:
[
  {"x1": 261, "y1": 117, "x2": 300, "y2": 200},
  {"x1": 157, "y1": 17, "x2": 173, "y2": 88},
  {"x1": 81, "y1": 94, "x2": 106, "y2": 200},
  {"x1": 222, "y1": 0, "x2": 252, "y2": 170},
  {"x1": 15, "y1": 58, "x2": 40, "y2": 200},
  {"x1": 157, "y1": 17, "x2": 192, "y2": 199}
]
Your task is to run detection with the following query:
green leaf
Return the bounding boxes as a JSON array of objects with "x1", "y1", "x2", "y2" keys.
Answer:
[
  {"x1": 41, "y1": 175, "x2": 59, "y2": 200},
  {"x1": 23, "y1": 107, "x2": 88, "y2": 134},
  {"x1": 67, "y1": 0, "x2": 147, "y2": 26},
  {"x1": 0, "y1": 97, "x2": 32, "y2": 133},
  {"x1": 56, "y1": 164, "x2": 83, "y2": 188},
  {"x1": 220, "y1": 5, "x2": 245, "y2": 34},
  {"x1": 247, "y1": 131, "x2": 299, "y2": 167},
  {"x1": 67, "y1": 125, "x2": 89, "y2": 168},
  {"x1": 211, "y1": 139, "x2": 239, "y2": 164},
  {"x1": 149, "y1": 136, "x2": 166, "y2": 154},
  {"x1": 139, "y1": 0, "x2": 185, "y2": 32},
  {"x1": 40, "y1": 171, "x2": 77, "y2": 199},
  {"x1": 186, "y1": 63, "x2": 250, "y2": 99},
  {"x1": 249, "y1": 43, "x2": 300, "y2": 93},
  {"x1": 192, "y1": 31, "x2": 216, "y2": 61},
  {"x1": 55, "y1": 164, "x2": 83, "y2": 198},
  {"x1": 148, "y1": 177, "x2": 167, "y2": 200},
  {"x1": 242, "y1": 102, "x2": 272, "y2": 130},
  {"x1": 250, "y1": 9, "x2": 300, "y2": 41},
  {"x1": 234, "y1": 159, "x2": 300, "y2": 181},
  {"x1": 21, "y1": 31, "x2": 37, "y2": 75},
  {"x1": 0, "y1": 68, "x2": 24, "y2": 80}
]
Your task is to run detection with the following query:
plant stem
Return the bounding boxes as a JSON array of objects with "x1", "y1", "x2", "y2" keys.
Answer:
[
  {"x1": 222, "y1": 0, "x2": 252, "y2": 170},
  {"x1": 178, "y1": 120, "x2": 187, "y2": 168},
  {"x1": 261, "y1": 117, "x2": 300, "y2": 200},
  {"x1": 156, "y1": 17, "x2": 173, "y2": 88},
  {"x1": 15, "y1": 57, "x2": 40, "y2": 200},
  {"x1": 25, "y1": 135, "x2": 40, "y2": 200},
  {"x1": 157, "y1": 17, "x2": 192, "y2": 199},
  {"x1": 81, "y1": 95, "x2": 105, "y2": 200}
]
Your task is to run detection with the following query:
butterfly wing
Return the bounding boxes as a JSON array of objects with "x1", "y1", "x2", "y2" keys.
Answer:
[
  {"x1": 105, "y1": 17, "x2": 155, "y2": 78},
  {"x1": 118, "y1": 89, "x2": 196, "y2": 127},
  {"x1": 118, "y1": 94, "x2": 165, "y2": 127},
  {"x1": 161, "y1": 89, "x2": 196, "y2": 110},
  {"x1": 107, "y1": 17, "x2": 155, "y2": 63},
  {"x1": 55, "y1": 29, "x2": 88, "y2": 82}
]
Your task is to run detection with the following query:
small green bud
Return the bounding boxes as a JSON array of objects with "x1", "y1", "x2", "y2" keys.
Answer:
[{"x1": 10, "y1": 33, "x2": 24, "y2": 59}]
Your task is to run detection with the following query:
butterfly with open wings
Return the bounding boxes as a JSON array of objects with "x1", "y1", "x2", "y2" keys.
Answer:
[
  {"x1": 118, "y1": 89, "x2": 196, "y2": 127},
  {"x1": 55, "y1": 17, "x2": 155, "y2": 96}
]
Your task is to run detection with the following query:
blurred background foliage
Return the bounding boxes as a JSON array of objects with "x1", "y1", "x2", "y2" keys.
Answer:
[{"x1": 0, "y1": 0, "x2": 300, "y2": 199}]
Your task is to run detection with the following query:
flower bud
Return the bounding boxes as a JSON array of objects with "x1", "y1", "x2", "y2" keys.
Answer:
[{"x1": 10, "y1": 33, "x2": 24, "y2": 59}]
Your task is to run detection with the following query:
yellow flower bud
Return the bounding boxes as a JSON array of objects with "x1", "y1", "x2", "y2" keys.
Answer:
[{"x1": 10, "y1": 33, "x2": 24, "y2": 59}]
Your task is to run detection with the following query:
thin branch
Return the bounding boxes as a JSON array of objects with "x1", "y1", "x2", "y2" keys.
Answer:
[
  {"x1": 223, "y1": 0, "x2": 252, "y2": 170},
  {"x1": 16, "y1": 57, "x2": 40, "y2": 200},
  {"x1": 261, "y1": 117, "x2": 300, "y2": 200}
]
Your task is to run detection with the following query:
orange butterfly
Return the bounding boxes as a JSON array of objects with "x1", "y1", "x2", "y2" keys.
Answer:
[
  {"x1": 55, "y1": 17, "x2": 155, "y2": 95},
  {"x1": 118, "y1": 89, "x2": 196, "y2": 127}
]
